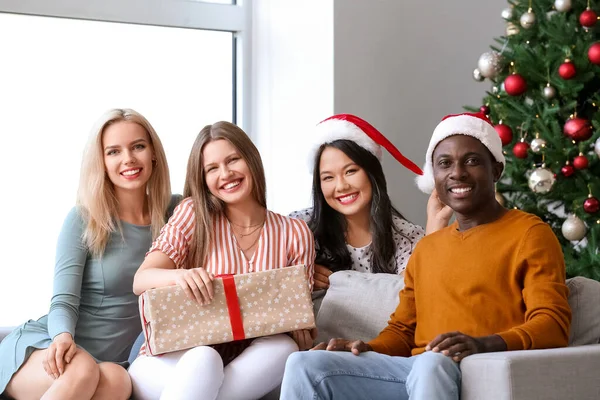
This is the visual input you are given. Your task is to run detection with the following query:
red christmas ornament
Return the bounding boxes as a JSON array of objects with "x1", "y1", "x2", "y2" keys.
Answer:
[
  {"x1": 561, "y1": 163, "x2": 575, "y2": 177},
  {"x1": 588, "y1": 43, "x2": 600, "y2": 65},
  {"x1": 584, "y1": 196, "x2": 600, "y2": 213},
  {"x1": 494, "y1": 124, "x2": 514, "y2": 146},
  {"x1": 504, "y1": 74, "x2": 527, "y2": 96},
  {"x1": 580, "y1": 8, "x2": 598, "y2": 28},
  {"x1": 559, "y1": 61, "x2": 577, "y2": 79},
  {"x1": 573, "y1": 154, "x2": 589, "y2": 170},
  {"x1": 563, "y1": 117, "x2": 593, "y2": 142},
  {"x1": 512, "y1": 141, "x2": 529, "y2": 159},
  {"x1": 480, "y1": 105, "x2": 490, "y2": 115}
]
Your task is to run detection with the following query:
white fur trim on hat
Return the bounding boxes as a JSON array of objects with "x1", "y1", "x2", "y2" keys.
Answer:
[
  {"x1": 415, "y1": 114, "x2": 505, "y2": 194},
  {"x1": 307, "y1": 119, "x2": 383, "y2": 171}
]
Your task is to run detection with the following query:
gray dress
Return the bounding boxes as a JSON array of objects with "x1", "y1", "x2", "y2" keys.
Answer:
[{"x1": 0, "y1": 198, "x2": 179, "y2": 393}]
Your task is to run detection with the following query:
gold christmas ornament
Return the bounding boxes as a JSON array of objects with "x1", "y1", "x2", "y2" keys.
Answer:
[
  {"x1": 506, "y1": 22, "x2": 520, "y2": 36},
  {"x1": 561, "y1": 215, "x2": 587, "y2": 241}
]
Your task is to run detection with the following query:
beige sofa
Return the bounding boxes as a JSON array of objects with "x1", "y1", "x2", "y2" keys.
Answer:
[{"x1": 314, "y1": 271, "x2": 600, "y2": 400}]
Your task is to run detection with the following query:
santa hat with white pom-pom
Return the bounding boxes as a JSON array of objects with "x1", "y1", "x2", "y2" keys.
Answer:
[
  {"x1": 308, "y1": 113, "x2": 423, "y2": 175},
  {"x1": 415, "y1": 112, "x2": 505, "y2": 194}
]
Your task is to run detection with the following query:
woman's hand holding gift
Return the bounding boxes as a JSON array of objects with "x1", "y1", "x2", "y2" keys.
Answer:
[{"x1": 175, "y1": 267, "x2": 215, "y2": 305}]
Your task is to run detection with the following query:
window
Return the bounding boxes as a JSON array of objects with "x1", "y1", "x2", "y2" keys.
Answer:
[{"x1": 0, "y1": 0, "x2": 249, "y2": 326}]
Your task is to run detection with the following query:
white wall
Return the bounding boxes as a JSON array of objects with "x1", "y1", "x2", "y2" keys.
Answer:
[
  {"x1": 251, "y1": 0, "x2": 334, "y2": 215},
  {"x1": 334, "y1": 0, "x2": 506, "y2": 226}
]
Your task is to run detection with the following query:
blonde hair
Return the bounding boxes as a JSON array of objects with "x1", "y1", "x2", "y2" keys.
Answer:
[
  {"x1": 183, "y1": 121, "x2": 266, "y2": 269},
  {"x1": 77, "y1": 108, "x2": 171, "y2": 256}
]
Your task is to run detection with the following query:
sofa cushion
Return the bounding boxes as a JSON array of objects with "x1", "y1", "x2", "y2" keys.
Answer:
[
  {"x1": 567, "y1": 276, "x2": 600, "y2": 346},
  {"x1": 314, "y1": 270, "x2": 404, "y2": 343}
]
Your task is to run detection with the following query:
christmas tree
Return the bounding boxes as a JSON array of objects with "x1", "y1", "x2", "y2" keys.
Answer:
[{"x1": 470, "y1": 0, "x2": 600, "y2": 280}]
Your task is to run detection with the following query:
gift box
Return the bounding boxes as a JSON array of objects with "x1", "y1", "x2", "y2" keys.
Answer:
[{"x1": 139, "y1": 264, "x2": 315, "y2": 356}]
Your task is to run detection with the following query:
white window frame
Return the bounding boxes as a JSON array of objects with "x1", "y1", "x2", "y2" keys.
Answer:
[{"x1": 0, "y1": 0, "x2": 252, "y2": 131}]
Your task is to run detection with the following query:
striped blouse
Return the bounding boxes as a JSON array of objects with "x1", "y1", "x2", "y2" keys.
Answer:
[{"x1": 148, "y1": 198, "x2": 315, "y2": 285}]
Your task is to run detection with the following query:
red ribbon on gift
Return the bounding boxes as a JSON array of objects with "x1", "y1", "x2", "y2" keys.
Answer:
[{"x1": 219, "y1": 274, "x2": 246, "y2": 341}]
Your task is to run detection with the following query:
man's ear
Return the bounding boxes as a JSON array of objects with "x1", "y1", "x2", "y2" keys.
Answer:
[{"x1": 492, "y1": 162, "x2": 504, "y2": 182}]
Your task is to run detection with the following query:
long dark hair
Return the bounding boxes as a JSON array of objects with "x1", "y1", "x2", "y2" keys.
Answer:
[{"x1": 309, "y1": 139, "x2": 406, "y2": 274}]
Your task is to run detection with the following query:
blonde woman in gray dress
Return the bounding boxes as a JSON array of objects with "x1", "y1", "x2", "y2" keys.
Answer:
[{"x1": 0, "y1": 109, "x2": 175, "y2": 400}]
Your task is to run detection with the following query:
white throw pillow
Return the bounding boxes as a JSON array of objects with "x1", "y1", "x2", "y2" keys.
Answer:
[{"x1": 315, "y1": 270, "x2": 404, "y2": 344}]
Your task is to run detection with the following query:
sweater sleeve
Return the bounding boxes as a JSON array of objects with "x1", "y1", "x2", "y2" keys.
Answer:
[
  {"x1": 367, "y1": 256, "x2": 417, "y2": 356},
  {"x1": 48, "y1": 208, "x2": 88, "y2": 340},
  {"x1": 497, "y1": 223, "x2": 571, "y2": 350}
]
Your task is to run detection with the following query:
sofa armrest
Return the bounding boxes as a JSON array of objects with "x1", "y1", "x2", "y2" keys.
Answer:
[
  {"x1": 0, "y1": 326, "x2": 16, "y2": 343},
  {"x1": 461, "y1": 345, "x2": 600, "y2": 400}
]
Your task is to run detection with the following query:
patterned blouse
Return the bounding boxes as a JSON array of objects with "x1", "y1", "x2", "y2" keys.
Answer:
[
  {"x1": 289, "y1": 208, "x2": 424, "y2": 276},
  {"x1": 149, "y1": 198, "x2": 315, "y2": 283}
]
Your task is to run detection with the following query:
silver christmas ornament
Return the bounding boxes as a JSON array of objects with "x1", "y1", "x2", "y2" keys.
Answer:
[
  {"x1": 473, "y1": 68, "x2": 485, "y2": 82},
  {"x1": 506, "y1": 22, "x2": 520, "y2": 36},
  {"x1": 554, "y1": 0, "x2": 572, "y2": 12},
  {"x1": 594, "y1": 137, "x2": 600, "y2": 157},
  {"x1": 561, "y1": 214, "x2": 587, "y2": 241},
  {"x1": 501, "y1": 7, "x2": 514, "y2": 20},
  {"x1": 543, "y1": 85, "x2": 557, "y2": 99},
  {"x1": 520, "y1": 10, "x2": 536, "y2": 29},
  {"x1": 477, "y1": 51, "x2": 505, "y2": 79},
  {"x1": 530, "y1": 138, "x2": 547, "y2": 153},
  {"x1": 528, "y1": 167, "x2": 556, "y2": 193}
]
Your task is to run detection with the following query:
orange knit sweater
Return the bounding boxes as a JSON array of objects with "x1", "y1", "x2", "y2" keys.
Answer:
[{"x1": 368, "y1": 209, "x2": 571, "y2": 357}]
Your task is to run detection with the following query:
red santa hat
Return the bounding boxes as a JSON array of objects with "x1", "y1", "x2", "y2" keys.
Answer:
[
  {"x1": 415, "y1": 112, "x2": 505, "y2": 194},
  {"x1": 308, "y1": 114, "x2": 423, "y2": 175}
]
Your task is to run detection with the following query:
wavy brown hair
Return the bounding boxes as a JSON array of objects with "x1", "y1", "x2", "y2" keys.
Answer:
[
  {"x1": 183, "y1": 121, "x2": 266, "y2": 269},
  {"x1": 77, "y1": 108, "x2": 171, "y2": 256}
]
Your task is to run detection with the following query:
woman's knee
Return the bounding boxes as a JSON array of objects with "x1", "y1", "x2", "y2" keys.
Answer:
[
  {"x1": 254, "y1": 334, "x2": 299, "y2": 355},
  {"x1": 178, "y1": 345, "x2": 223, "y2": 370},
  {"x1": 96, "y1": 363, "x2": 131, "y2": 400},
  {"x1": 67, "y1": 350, "x2": 101, "y2": 386}
]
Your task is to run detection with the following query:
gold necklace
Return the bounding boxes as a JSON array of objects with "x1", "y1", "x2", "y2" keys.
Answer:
[
  {"x1": 232, "y1": 223, "x2": 264, "y2": 238},
  {"x1": 228, "y1": 219, "x2": 264, "y2": 228},
  {"x1": 232, "y1": 224, "x2": 263, "y2": 252}
]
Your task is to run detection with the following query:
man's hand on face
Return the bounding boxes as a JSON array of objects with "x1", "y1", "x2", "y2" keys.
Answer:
[{"x1": 426, "y1": 331, "x2": 507, "y2": 362}]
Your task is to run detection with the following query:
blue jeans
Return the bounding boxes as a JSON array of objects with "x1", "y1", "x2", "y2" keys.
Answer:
[{"x1": 280, "y1": 350, "x2": 461, "y2": 400}]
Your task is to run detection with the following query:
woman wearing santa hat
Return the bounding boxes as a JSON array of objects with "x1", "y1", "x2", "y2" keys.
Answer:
[{"x1": 290, "y1": 114, "x2": 451, "y2": 289}]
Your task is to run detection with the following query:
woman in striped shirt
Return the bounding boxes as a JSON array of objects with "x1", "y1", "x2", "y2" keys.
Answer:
[{"x1": 128, "y1": 121, "x2": 315, "y2": 400}]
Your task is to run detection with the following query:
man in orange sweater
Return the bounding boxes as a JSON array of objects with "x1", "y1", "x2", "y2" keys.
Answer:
[{"x1": 280, "y1": 112, "x2": 571, "y2": 400}]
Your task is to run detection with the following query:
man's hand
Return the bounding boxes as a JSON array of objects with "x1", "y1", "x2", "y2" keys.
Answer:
[
  {"x1": 313, "y1": 264, "x2": 332, "y2": 290},
  {"x1": 426, "y1": 331, "x2": 506, "y2": 362},
  {"x1": 43, "y1": 332, "x2": 77, "y2": 379},
  {"x1": 311, "y1": 338, "x2": 373, "y2": 356},
  {"x1": 426, "y1": 188, "x2": 453, "y2": 235}
]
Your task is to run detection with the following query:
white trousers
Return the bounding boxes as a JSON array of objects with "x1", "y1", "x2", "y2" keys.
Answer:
[{"x1": 128, "y1": 334, "x2": 298, "y2": 400}]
